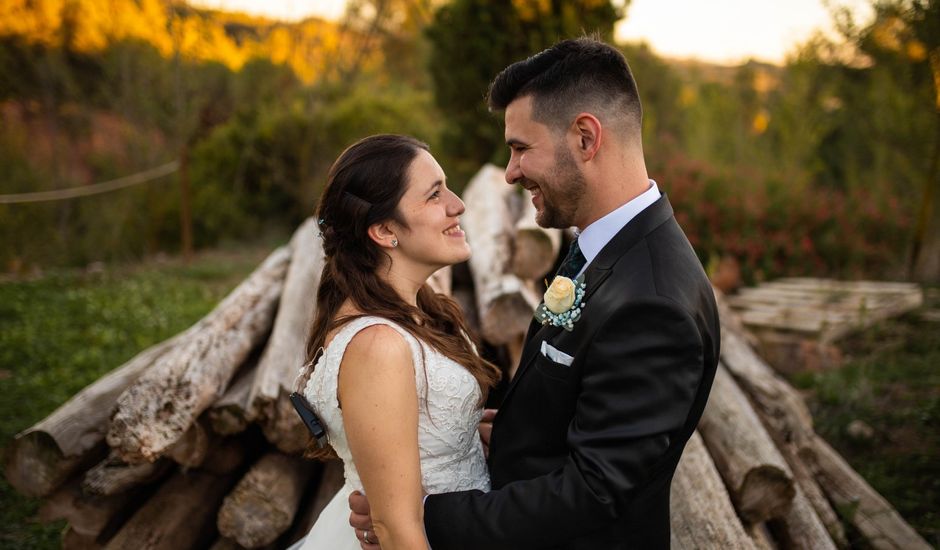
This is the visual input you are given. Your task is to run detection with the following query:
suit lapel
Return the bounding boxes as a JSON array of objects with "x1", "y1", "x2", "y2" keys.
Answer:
[{"x1": 498, "y1": 194, "x2": 677, "y2": 410}]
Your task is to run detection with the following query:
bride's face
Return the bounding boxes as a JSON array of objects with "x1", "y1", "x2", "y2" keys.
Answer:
[{"x1": 391, "y1": 150, "x2": 470, "y2": 269}]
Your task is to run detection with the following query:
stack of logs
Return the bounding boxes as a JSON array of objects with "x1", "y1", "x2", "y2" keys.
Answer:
[{"x1": 5, "y1": 165, "x2": 931, "y2": 550}]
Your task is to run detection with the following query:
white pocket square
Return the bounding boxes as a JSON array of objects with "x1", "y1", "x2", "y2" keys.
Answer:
[{"x1": 540, "y1": 341, "x2": 574, "y2": 366}]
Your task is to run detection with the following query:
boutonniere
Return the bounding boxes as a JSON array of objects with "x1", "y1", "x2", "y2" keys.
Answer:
[{"x1": 534, "y1": 274, "x2": 586, "y2": 331}]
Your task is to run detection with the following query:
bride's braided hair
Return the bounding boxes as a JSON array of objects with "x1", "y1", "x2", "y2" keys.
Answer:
[{"x1": 296, "y1": 134, "x2": 501, "y2": 460}]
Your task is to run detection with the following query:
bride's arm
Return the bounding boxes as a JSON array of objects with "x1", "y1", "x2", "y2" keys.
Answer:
[{"x1": 338, "y1": 325, "x2": 427, "y2": 550}]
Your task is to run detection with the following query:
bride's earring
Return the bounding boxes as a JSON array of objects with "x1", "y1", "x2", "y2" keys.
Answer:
[{"x1": 391, "y1": 239, "x2": 399, "y2": 247}]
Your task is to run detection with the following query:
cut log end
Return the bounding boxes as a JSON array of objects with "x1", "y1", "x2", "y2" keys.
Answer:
[{"x1": 737, "y1": 465, "x2": 797, "y2": 523}]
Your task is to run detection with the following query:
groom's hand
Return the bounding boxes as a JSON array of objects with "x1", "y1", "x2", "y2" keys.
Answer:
[
  {"x1": 479, "y1": 408, "x2": 497, "y2": 458},
  {"x1": 349, "y1": 490, "x2": 380, "y2": 549}
]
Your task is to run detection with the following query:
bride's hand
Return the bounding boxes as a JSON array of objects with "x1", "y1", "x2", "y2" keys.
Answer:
[
  {"x1": 479, "y1": 408, "x2": 497, "y2": 458},
  {"x1": 349, "y1": 491, "x2": 380, "y2": 549}
]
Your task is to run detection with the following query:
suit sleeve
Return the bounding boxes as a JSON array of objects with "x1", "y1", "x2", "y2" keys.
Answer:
[{"x1": 423, "y1": 298, "x2": 705, "y2": 549}]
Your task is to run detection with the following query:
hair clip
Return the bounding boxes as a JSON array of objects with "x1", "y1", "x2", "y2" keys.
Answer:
[{"x1": 318, "y1": 218, "x2": 325, "y2": 225}]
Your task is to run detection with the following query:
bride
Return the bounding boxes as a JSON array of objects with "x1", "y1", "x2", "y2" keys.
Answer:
[{"x1": 291, "y1": 134, "x2": 501, "y2": 550}]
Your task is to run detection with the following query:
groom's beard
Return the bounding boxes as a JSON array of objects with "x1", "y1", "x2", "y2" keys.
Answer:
[{"x1": 534, "y1": 146, "x2": 586, "y2": 229}]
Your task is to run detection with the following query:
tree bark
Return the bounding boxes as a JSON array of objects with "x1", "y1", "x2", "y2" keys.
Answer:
[
  {"x1": 103, "y1": 467, "x2": 238, "y2": 550},
  {"x1": 670, "y1": 431, "x2": 756, "y2": 550},
  {"x1": 165, "y1": 417, "x2": 211, "y2": 468},
  {"x1": 698, "y1": 365, "x2": 795, "y2": 523},
  {"x1": 209, "y1": 361, "x2": 258, "y2": 436},
  {"x1": 107, "y1": 246, "x2": 290, "y2": 463},
  {"x1": 40, "y1": 477, "x2": 142, "y2": 539},
  {"x1": 217, "y1": 451, "x2": 314, "y2": 548},
  {"x1": 5, "y1": 334, "x2": 181, "y2": 496},
  {"x1": 511, "y1": 194, "x2": 561, "y2": 280},
  {"x1": 461, "y1": 164, "x2": 538, "y2": 345},
  {"x1": 801, "y1": 435, "x2": 932, "y2": 550},
  {"x1": 717, "y1": 308, "x2": 815, "y2": 452},
  {"x1": 767, "y1": 483, "x2": 838, "y2": 550},
  {"x1": 248, "y1": 220, "x2": 324, "y2": 454},
  {"x1": 283, "y1": 459, "x2": 344, "y2": 547},
  {"x1": 82, "y1": 451, "x2": 171, "y2": 496}
]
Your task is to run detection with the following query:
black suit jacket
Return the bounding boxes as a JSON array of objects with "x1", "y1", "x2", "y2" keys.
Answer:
[{"x1": 424, "y1": 194, "x2": 720, "y2": 549}]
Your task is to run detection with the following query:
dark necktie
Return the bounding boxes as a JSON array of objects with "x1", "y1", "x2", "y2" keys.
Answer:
[{"x1": 556, "y1": 237, "x2": 587, "y2": 279}]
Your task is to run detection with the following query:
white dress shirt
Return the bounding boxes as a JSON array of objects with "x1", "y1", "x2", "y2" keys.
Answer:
[{"x1": 574, "y1": 180, "x2": 661, "y2": 278}]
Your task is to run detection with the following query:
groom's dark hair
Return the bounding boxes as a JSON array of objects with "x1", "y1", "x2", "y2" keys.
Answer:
[{"x1": 488, "y1": 37, "x2": 642, "y2": 144}]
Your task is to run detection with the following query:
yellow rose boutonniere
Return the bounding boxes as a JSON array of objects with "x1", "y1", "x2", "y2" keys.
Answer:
[{"x1": 534, "y1": 274, "x2": 586, "y2": 331}]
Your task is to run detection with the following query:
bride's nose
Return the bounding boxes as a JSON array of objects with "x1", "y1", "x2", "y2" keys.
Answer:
[{"x1": 446, "y1": 190, "x2": 465, "y2": 217}]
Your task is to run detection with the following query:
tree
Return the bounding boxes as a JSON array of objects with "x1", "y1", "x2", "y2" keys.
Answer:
[{"x1": 425, "y1": 0, "x2": 624, "y2": 184}]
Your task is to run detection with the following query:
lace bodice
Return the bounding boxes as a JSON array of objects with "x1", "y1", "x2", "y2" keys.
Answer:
[{"x1": 304, "y1": 316, "x2": 490, "y2": 495}]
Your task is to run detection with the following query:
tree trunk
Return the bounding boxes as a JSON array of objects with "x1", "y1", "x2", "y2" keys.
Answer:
[
  {"x1": 165, "y1": 417, "x2": 211, "y2": 468},
  {"x1": 249, "y1": 219, "x2": 324, "y2": 454},
  {"x1": 103, "y1": 438, "x2": 250, "y2": 550},
  {"x1": 62, "y1": 525, "x2": 103, "y2": 550},
  {"x1": 670, "y1": 431, "x2": 756, "y2": 550},
  {"x1": 107, "y1": 247, "x2": 290, "y2": 463},
  {"x1": 717, "y1": 310, "x2": 815, "y2": 452},
  {"x1": 698, "y1": 366, "x2": 795, "y2": 523},
  {"x1": 511, "y1": 195, "x2": 561, "y2": 280},
  {"x1": 82, "y1": 451, "x2": 171, "y2": 496},
  {"x1": 217, "y1": 452, "x2": 314, "y2": 548},
  {"x1": 5, "y1": 334, "x2": 182, "y2": 496},
  {"x1": 461, "y1": 165, "x2": 538, "y2": 344},
  {"x1": 767, "y1": 483, "x2": 838, "y2": 550},
  {"x1": 283, "y1": 459, "x2": 344, "y2": 547},
  {"x1": 801, "y1": 435, "x2": 932, "y2": 550},
  {"x1": 40, "y1": 477, "x2": 142, "y2": 539},
  {"x1": 103, "y1": 468, "x2": 237, "y2": 550},
  {"x1": 209, "y1": 361, "x2": 258, "y2": 436}
]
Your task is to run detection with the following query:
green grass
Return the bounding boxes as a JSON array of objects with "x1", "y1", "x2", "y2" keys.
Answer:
[
  {"x1": 0, "y1": 246, "x2": 274, "y2": 549},
  {"x1": 790, "y1": 293, "x2": 940, "y2": 547}
]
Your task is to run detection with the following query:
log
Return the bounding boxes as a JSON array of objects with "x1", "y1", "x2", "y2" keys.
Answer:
[
  {"x1": 63, "y1": 525, "x2": 103, "y2": 550},
  {"x1": 83, "y1": 451, "x2": 171, "y2": 496},
  {"x1": 107, "y1": 246, "x2": 290, "y2": 463},
  {"x1": 248, "y1": 220, "x2": 323, "y2": 454},
  {"x1": 217, "y1": 451, "x2": 314, "y2": 548},
  {"x1": 698, "y1": 365, "x2": 795, "y2": 523},
  {"x1": 5, "y1": 334, "x2": 182, "y2": 497},
  {"x1": 670, "y1": 431, "x2": 756, "y2": 550},
  {"x1": 801, "y1": 435, "x2": 931, "y2": 550},
  {"x1": 768, "y1": 483, "x2": 838, "y2": 550},
  {"x1": 283, "y1": 459, "x2": 344, "y2": 547},
  {"x1": 510, "y1": 193, "x2": 561, "y2": 280},
  {"x1": 775, "y1": 436, "x2": 848, "y2": 548},
  {"x1": 718, "y1": 315, "x2": 816, "y2": 452},
  {"x1": 461, "y1": 165, "x2": 539, "y2": 345},
  {"x1": 428, "y1": 265, "x2": 452, "y2": 296},
  {"x1": 209, "y1": 361, "x2": 258, "y2": 436},
  {"x1": 40, "y1": 477, "x2": 141, "y2": 539},
  {"x1": 103, "y1": 438, "x2": 250, "y2": 550},
  {"x1": 165, "y1": 417, "x2": 211, "y2": 468},
  {"x1": 103, "y1": 468, "x2": 237, "y2": 550}
]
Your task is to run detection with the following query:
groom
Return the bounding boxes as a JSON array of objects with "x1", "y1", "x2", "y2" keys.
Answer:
[{"x1": 352, "y1": 37, "x2": 720, "y2": 549}]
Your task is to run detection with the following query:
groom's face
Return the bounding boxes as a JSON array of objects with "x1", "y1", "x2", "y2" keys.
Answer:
[{"x1": 504, "y1": 96, "x2": 586, "y2": 229}]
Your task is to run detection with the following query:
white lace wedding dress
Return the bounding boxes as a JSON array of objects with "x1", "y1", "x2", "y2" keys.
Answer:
[{"x1": 292, "y1": 316, "x2": 491, "y2": 550}]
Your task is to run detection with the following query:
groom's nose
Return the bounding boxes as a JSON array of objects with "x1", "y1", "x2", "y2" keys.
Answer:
[{"x1": 505, "y1": 157, "x2": 522, "y2": 186}]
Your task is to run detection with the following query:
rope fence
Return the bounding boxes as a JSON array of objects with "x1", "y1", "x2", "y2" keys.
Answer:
[{"x1": 0, "y1": 161, "x2": 179, "y2": 204}]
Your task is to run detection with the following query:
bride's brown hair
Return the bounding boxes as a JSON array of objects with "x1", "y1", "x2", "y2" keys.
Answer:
[{"x1": 297, "y1": 134, "x2": 501, "y2": 459}]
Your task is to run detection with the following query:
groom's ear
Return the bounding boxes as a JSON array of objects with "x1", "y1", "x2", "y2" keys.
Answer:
[{"x1": 571, "y1": 113, "x2": 602, "y2": 162}]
